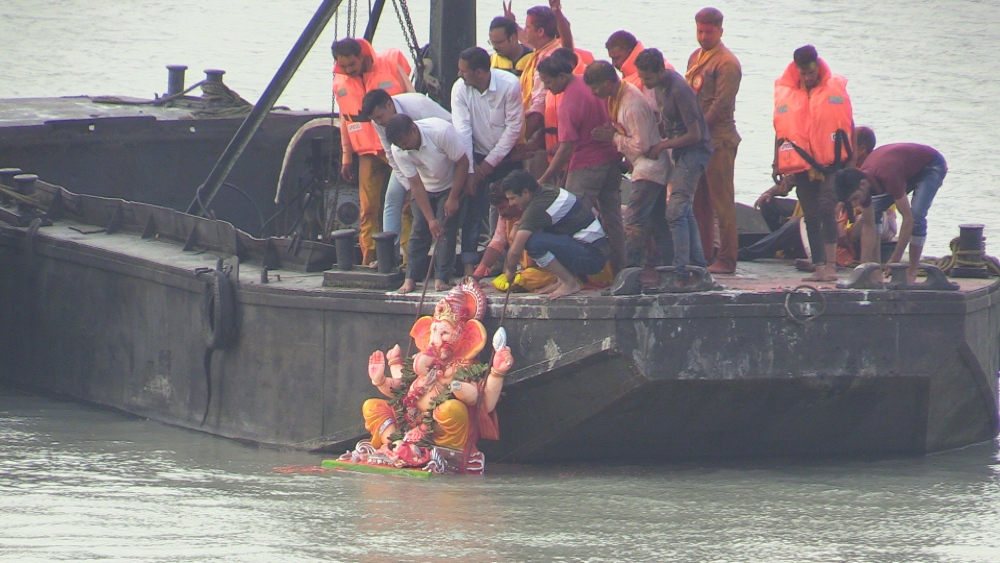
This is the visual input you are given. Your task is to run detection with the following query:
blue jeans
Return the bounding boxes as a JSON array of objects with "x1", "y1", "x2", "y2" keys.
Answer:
[
  {"x1": 666, "y1": 148, "x2": 710, "y2": 272},
  {"x1": 872, "y1": 151, "x2": 946, "y2": 245},
  {"x1": 525, "y1": 233, "x2": 608, "y2": 276},
  {"x1": 382, "y1": 172, "x2": 407, "y2": 253}
]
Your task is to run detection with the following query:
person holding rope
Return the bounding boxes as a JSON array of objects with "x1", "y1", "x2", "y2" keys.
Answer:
[
  {"x1": 502, "y1": 170, "x2": 609, "y2": 299},
  {"x1": 361, "y1": 89, "x2": 452, "y2": 265},
  {"x1": 385, "y1": 114, "x2": 471, "y2": 294},
  {"x1": 451, "y1": 46, "x2": 525, "y2": 276}
]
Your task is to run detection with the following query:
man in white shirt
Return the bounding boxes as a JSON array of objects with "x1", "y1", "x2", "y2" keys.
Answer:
[
  {"x1": 451, "y1": 46, "x2": 525, "y2": 275},
  {"x1": 361, "y1": 90, "x2": 451, "y2": 264},
  {"x1": 385, "y1": 115, "x2": 471, "y2": 293},
  {"x1": 585, "y1": 60, "x2": 673, "y2": 270}
]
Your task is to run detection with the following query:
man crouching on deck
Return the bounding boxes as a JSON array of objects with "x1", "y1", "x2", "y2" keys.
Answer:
[{"x1": 501, "y1": 169, "x2": 609, "y2": 299}]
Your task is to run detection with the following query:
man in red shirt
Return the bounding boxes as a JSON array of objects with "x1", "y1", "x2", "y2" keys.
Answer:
[
  {"x1": 834, "y1": 143, "x2": 947, "y2": 283},
  {"x1": 535, "y1": 49, "x2": 625, "y2": 274}
]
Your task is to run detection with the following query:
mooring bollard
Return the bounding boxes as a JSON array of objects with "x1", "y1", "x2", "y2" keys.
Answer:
[
  {"x1": 373, "y1": 231, "x2": 398, "y2": 274},
  {"x1": 0, "y1": 168, "x2": 23, "y2": 205},
  {"x1": 13, "y1": 174, "x2": 38, "y2": 194},
  {"x1": 166, "y1": 65, "x2": 188, "y2": 96},
  {"x1": 330, "y1": 229, "x2": 358, "y2": 271},
  {"x1": 0, "y1": 168, "x2": 23, "y2": 188},
  {"x1": 951, "y1": 223, "x2": 989, "y2": 278},
  {"x1": 204, "y1": 69, "x2": 226, "y2": 85}
]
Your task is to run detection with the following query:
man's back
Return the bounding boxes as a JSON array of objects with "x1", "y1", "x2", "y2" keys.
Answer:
[{"x1": 862, "y1": 143, "x2": 940, "y2": 198}]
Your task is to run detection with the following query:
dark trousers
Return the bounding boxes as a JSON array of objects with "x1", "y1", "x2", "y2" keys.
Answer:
[
  {"x1": 794, "y1": 171, "x2": 837, "y2": 265},
  {"x1": 738, "y1": 218, "x2": 805, "y2": 261},
  {"x1": 406, "y1": 189, "x2": 459, "y2": 283},
  {"x1": 759, "y1": 197, "x2": 798, "y2": 233},
  {"x1": 624, "y1": 179, "x2": 672, "y2": 267},
  {"x1": 459, "y1": 154, "x2": 522, "y2": 265}
]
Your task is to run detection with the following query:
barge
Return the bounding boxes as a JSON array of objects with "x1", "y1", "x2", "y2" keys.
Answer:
[{"x1": 0, "y1": 176, "x2": 996, "y2": 462}]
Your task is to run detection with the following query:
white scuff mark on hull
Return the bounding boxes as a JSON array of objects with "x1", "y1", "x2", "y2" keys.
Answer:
[
  {"x1": 145, "y1": 374, "x2": 171, "y2": 398},
  {"x1": 544, "y1": 339, "x2": 562, "y2": 370}
]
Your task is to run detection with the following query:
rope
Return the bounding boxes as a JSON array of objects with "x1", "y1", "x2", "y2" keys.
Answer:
[
  {"x1": 405, "y1": 239, "x2": 439, "y2": 359},
  {"x1": 922, "y1": 237, "x2": 1000, "y2": 277}
]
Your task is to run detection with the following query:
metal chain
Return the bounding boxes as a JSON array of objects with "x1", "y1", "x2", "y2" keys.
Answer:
[
  {"x1": 349, "y1": 0, "x2": 358, "y2": 38},
  {"x1": 390, "y1": 0, "x2": 425, "y2": 76}
]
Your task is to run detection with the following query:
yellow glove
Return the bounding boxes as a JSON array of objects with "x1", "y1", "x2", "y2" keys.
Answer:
[{"x1": 492, "y1": 273, "x2": 522, "y2": 291}]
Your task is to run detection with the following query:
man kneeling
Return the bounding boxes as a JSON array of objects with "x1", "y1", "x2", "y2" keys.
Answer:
[{"x1": 501, "y1": 170, "x2": 609, "y2": 299}]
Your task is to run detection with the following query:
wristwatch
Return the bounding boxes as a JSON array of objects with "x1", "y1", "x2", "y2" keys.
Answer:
[{"x1": 449, "y1": 380, "x2": 462, "y2": 392}]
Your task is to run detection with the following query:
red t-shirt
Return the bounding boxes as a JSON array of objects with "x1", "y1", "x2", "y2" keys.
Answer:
[
  {"x1": 860, "y1": 143, "x2": 939, "y2": 199},
  {"x1": 556, "y1": 76, "x2": 620, "y2": 171}
]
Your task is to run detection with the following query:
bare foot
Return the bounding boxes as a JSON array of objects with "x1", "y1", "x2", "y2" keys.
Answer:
[
  {"x1": 434, "y1": 279, "x2": 450, "y2": 291},
  {"x1": 547, "y1": 279, "x2": 582, "y2": 300},
  {"x1": 397, "y1": 279, "x2": 416, "y2": 294},
  {"x1": 536, "y1": 280, "x2": 561, "y2": 294}
]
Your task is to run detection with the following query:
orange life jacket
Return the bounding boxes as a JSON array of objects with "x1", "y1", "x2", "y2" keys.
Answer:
[
  {"x1": 620, "y1": 40, "x2": 674, "y2": 91},
  {"x1": 773, "y1": 58, "x2": 853, "y2": 174},
  {"x1": 333, "y1": 39, "x2": 412, "y2": 156},
  {"x1": 543, "y1": 48, "x2": 595, "y2": 158}
]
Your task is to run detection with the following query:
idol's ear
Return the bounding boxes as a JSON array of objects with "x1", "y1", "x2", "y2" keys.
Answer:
[
  {"x1": 410, "y1": 316, "x2": 434, "y2": 351},
  {"x1": 453, "y1": 319, "x2": 487, "y2": 361}
]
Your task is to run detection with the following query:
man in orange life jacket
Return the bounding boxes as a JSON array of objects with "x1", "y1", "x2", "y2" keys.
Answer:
[
  {"x1": 332, "y1": 37, "x2": 413, "y2": 266},
  {"x1": 604, "y1": 30, "x2": 672, "y2": 110},
  {"x1": 686, "y1": 7, "x2": 741, "y2": 275},
  {"x1": 773, "y1": 45, "x2": 853, "y2": 283}
]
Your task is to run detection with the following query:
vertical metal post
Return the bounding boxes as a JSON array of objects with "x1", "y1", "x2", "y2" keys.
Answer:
[
  {"x1": 429, "y1": 0, "x2": 476, "y2": 110},
  {"x1": 166, "y1": 65, "x2": 188, "y2": 96},
  {"x1": 186, "y1": 0, "x2": 345, "y2": 217},
  {"x1": 363, "y1": 0, "x2": 387, "y2": 43}
]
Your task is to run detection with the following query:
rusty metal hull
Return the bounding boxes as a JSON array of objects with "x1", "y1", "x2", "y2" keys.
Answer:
[{"x1": 1, "y1": 187, "x2": 997, "y2": 463}]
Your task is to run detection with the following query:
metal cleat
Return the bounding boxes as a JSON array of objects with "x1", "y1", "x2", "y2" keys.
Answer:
[
  {"x1": 606, "y1": 267, "x2": 643, "y2": 296},
  {"x1": 886, "y1": 263, "x2": 959, "y2": 291},
  {"x1": 836, "y1": 263, "x2": 885, "y2": 290},
  {"x1": 650, "y1": 265, "x2": 721, "y2": 293}
]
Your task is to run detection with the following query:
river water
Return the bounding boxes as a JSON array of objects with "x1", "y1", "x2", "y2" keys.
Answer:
[
  {"x1": 2, "y1": 1, "x2": 1000, "y2": 561},
  {"x1": 2, "y1": 385, "x2": 1000, "y2": 562}
]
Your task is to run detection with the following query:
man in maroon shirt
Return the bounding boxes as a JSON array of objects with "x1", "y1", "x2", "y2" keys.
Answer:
[
  {"x1": 834, "y1": 143, "x2": 947, "y2": 283},
  {"x1": 536, "y1": 48, "x2": 625, "y2": 274}
]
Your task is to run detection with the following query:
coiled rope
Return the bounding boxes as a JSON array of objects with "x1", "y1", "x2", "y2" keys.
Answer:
[{"x1": 922, "y1": 237, "x2": 1000, "y2": 277}]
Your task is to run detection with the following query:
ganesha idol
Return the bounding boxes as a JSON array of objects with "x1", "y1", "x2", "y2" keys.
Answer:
[{"x1": 339, "y1": 279, "x2": 514, "y2": 474}]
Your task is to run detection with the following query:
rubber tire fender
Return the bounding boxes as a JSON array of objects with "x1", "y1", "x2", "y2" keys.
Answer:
[{"x1": 202, "y1": 269, "x2": 237, "y2": 350}]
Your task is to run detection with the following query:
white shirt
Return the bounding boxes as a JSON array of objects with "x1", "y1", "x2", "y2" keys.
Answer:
[
  {"x1": 450, "y1": 68, "x2": 524, "y2": 168},
  {"x1": 373, "y1": 93, "x2": 451, "y2": 189},
  {"x1": 392, "y1": 118, "x2": 467, "y2": 194}
]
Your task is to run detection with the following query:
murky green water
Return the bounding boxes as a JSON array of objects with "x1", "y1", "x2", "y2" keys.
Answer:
[{"x1": 3, "y1": 386, "x2": 999, "y2": 562}]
